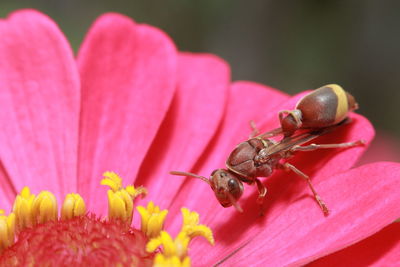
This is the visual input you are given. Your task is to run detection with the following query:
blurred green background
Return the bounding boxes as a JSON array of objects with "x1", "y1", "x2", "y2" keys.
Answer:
[{"x1": 1, "y1": 0, "x2": 400, "y2": 157}]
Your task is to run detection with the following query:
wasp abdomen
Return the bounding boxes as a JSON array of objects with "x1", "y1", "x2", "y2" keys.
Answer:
[{"x1": 296, "y1": 84, "x2": 356, "y2": 128}]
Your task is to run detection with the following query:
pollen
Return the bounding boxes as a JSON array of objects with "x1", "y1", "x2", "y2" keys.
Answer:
[
  {"x1": 137, "y1": 201, "x2": 168, "y2": 239},
  {"x1": 102, "y1": 171, "x2": 147, "y2": 224}
]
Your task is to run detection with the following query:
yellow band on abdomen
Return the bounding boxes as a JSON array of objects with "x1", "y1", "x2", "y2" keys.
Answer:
[{"x1": 329, "y1": 84, "x2": 348, "y2": 123}]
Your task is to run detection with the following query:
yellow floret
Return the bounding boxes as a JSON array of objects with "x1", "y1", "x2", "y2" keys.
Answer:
[
  {"x1": 32, "y1": 191, "x2": 58, "y2": 224},
  {"x1": 61, "y1": 193, "x2": 86, "y2": 220},
  {"x1": 145, "y1": 208, "x2": 214, "y2": 267},
  {"x1": 102, "y1": 171, "x2": 147, "y2": 224},
  {"x1": 153, "y1": 254, "x2": 191, "y2": 267},
  {"x1": 0, "y1": 210, "x2": 15, "y2": 251},
  {"x1": 137, "y1": 201, "x2": 168, "y2": 239},
  {"x1": 12, "y1": 186, "x2": 36, "y2": 231},
  {"x1": 101, "y1": 171, "x2": 123, "y2": 192},
  {"x1": 147, "y1": 231, "x2": 190, "y2": 258},
  {"x1": 180, "y1": 208, "x2": 214, "y2": 245}
]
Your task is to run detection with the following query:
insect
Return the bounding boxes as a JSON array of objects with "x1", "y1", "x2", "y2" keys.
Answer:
[{"x1": 171, "y1": 84, "x2": 364, "y2": 215}]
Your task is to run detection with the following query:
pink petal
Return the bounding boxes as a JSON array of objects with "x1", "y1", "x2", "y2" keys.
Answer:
[
  {"x1": 134, "y1": 53, "x2": 230, "y2": 209},
  {"x1": 0, "y1": 10, "x2": 80, "y2": 210},
  {"x1": 77, "y1": 13, "x2": 177, "y2": 213},
  {"x1": 308, "y1": 222, "x2": 400, "y2": 267},
  {"x1": 220, "y1": 162, "x2": 400, "y2": 267}
]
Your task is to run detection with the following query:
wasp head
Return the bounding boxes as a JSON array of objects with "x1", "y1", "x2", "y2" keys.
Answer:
[
  {"x1": 210, "y1": 169, "x2": 244, "y2": 212},
  {"x1": 169, "y1": 169, "x2": 244, "y2": 212}
]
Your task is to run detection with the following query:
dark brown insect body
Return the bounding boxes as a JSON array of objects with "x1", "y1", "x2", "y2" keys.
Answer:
[{"x1": 171, "y1": 84, "x2": 364, "y2": 215}]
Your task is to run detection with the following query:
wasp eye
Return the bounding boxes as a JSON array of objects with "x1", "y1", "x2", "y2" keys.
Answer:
[{"x1": 228, "y1": 179, "x2": 238, "y2": 189}]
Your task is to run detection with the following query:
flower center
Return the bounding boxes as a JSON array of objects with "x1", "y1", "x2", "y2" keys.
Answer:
[
  {"x1": 0, "y1": 172, "x2": 214, "y2": 266},
  {"x1": 0, "y1": 215, "x2": 152, "y2": 266}
]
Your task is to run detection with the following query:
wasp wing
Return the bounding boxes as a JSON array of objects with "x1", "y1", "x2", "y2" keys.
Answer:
[
  {"x1": 262, "y1": 132, "x2": 319, "y2": 156},
  {"x1": 262, "y1": 121, "x2": 348, "y2": 156},
  {"x1": 253, "y1": 127, "x2": 283, "y2": 139}
]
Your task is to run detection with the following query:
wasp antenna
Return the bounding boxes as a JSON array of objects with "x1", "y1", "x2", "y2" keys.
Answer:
[
  {"x1": 170, "y1": 171, "x2": 210, "y2": 184},
  {"x1": 228, "y1": 194, "x2": 243, "y2": 213}
]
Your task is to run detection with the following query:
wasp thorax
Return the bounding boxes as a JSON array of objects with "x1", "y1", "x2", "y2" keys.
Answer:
[
  {"x1": 254, "y1": 148, "x2": 269, "y2": 164},
  {"x1": 210, "y1": 169, "x2": 244, "y2": 208}
]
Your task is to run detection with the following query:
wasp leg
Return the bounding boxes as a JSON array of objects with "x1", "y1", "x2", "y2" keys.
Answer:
[
  {"x1": 255, "y1": 178, "x2": 267, "y2": 216},
  {"x1": 249, "y1": 120, "x2": 260, "y2": 138},
  {"x1": 279, "y1": 110, "x2": 302, "y2": 125},
  {"x1": 255, "y1": 178, "x2": 267, "y2": 203},
  {"x1": 291, "y1": 140, "x2": 365, "y2": 152},
  {"x1": 279, "y1": 162, "x2": 329, "y2": 215}
]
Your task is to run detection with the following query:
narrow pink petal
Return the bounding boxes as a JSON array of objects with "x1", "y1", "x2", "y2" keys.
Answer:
[
  {"x1": 0, "y1": 10, "x2": 80, "y2": 208},
  {"x1": 77, "y1": 13, "x2": 177, "y2": 213},
  {"x1": 167, "y1": 81, "x2": 289, "y2": 233},
  {"x1": 308, "y1": 222, "x2": 400, "y2": 267},
  {"x1": 134, "y1": 53, "x2": 230, "y2": 209}
]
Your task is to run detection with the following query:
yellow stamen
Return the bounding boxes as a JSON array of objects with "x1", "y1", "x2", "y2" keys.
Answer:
[
  {"x1": 101, "y1": 171, "x2": 123, "y2": 192},
  {"x1": 0, "y1": 210, "x2": 15, "y2": 251},
  {"x1": 13, "y1": 187, "x2": 67, "y2": 232},
  {"x1": 102, "y1": 171, "x2": 147, "y2": 224},
  {"x1": 107, "y1": 189, "x2": 134, "y2": 223},
  {"x1": 181, "y1": 207, "x2": 199, "y2": 227},
  {"x1": 61, "y1": 193, "x2": 86, "y2": 220},
  {"x1": 32, "y1": 191, "x2": 58, "y2": 224},
  {"x1": 147, "y1": 231, "x2": 190, "y2": 258},
  {"x1": 126, "y1": 185, "x2": 147, "y2": 199},
  {"x1": 181, "y1": 208, "x2": 214, "y2": 245},
  {"x1": 137, "y1": 201, "x2": 168, "y2": 239},
  {"x1": 153, "y1": 254, "x2": 191, "y2": 267},
  {"x1": 146, "y1": 208, "x2": 214, "y2": 267},
  {"x1": 12, "y1": 186, "x2": 36, "y2": 231}
]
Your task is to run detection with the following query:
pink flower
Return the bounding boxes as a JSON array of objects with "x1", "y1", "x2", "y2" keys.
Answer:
[{"x1": 0, "y1": 9, "x2": 399, "y2": 266}]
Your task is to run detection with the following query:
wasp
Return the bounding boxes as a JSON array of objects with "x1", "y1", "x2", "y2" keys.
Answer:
[{"x1": 171, "y1": 84, "x2": 364, "y2": 215}]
